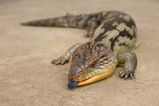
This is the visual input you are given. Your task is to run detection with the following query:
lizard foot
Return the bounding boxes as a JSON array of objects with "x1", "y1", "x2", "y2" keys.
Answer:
[
  {"x1": 119, "y1": 71, "x2": 135, "y2": 79},
  {"x1": 51, "y1": 56, "x2": 68, "y2": 65}
]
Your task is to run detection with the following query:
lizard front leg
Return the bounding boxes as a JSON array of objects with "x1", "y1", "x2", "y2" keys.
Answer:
[
  {"x1": 118, "y1": 51, "x2": 137, "y2": 79},
  {"x1": 51, "y1": 43, "x2": 81, "y2": 65}
]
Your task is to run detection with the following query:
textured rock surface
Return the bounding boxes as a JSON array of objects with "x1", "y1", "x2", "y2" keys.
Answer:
[{"x1": 0, "y1": 0, "x2": 159, "y2": 106}]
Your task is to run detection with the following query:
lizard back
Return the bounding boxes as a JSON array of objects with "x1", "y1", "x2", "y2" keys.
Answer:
[{"x1": 92, "y1": 11, "x2": 137, "y2": 56}]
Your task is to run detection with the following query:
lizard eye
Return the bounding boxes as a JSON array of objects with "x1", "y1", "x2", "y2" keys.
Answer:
[
  {"x1": 77, "y1": 74, "x2": 80, "y2": 78},
  {"x1": 90, "y1": 62, "x2": 96, "y2": 68}
]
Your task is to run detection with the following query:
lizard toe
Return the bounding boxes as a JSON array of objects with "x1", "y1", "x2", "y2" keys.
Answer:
[
  {"x1": 51, "y1": 57, "x2": 67, "y2": 65},
  {"x1": 119, "y1": 71, "x2": 135, "y2": 80}
]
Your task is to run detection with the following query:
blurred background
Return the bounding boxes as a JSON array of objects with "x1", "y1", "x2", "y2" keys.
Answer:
[{"x1": 0, "y1": 0, "x2": 159, "y2": 106}]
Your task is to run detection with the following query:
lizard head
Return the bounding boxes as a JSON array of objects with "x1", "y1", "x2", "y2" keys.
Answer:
[{"x1": 67, "y1": 42, "x2": 116, "y2": 89}]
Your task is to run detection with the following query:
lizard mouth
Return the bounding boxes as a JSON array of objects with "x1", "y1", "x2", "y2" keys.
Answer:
[
  {"x1": 77, "y1": 65, "x2": 115, "y2": 86},
  {"x1": 67, "y1": 64, "x2": 116, "y2": 89},
  {"x1": 68, "y1": 68, "x2": 114, "y2": 89}
]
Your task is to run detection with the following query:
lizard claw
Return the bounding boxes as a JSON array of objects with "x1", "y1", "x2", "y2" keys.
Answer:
[
  {"x1": 51, "y1": 56, "x2": 68, "y2": 65},
  {"x1": 119, "y1": 71, "x2": 135, "y2": 79}
]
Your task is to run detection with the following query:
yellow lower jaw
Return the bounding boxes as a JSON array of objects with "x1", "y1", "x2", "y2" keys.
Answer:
[{"x1": 77, "y1": 66, "x2": 115, "y2": 86}]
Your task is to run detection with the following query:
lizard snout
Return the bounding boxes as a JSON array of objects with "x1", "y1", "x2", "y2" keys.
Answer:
[{"x1": 67, "y1": 80, "x2": 78, "y2": 89}]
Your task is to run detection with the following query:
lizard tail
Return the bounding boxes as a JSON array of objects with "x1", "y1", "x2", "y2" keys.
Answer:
[{"x1": 21, "y1": 12, "x2": 102, "y2": 29}]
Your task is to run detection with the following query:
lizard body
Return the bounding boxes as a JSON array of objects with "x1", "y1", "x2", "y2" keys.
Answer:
[{"x1": 22, "y1": 11, "x2": 137, "y2": 89}]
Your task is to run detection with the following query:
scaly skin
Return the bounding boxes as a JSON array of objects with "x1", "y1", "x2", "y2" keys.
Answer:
[{"x1": 22, "y1": 11, "x2": 138, "y2": 89}]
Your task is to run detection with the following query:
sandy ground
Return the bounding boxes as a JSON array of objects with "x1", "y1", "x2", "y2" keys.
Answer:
[{"x1": 0, "y1": 0, "x2": 159, "y2": 106}]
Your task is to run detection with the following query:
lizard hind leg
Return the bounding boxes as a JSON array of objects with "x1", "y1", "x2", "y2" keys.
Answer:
[
  {"x1": 118, "y1": 51, "x2": 137, "y2": 79},
  {"x1": 51, "y1": 43, "x2": 81, "y2": 65}
]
